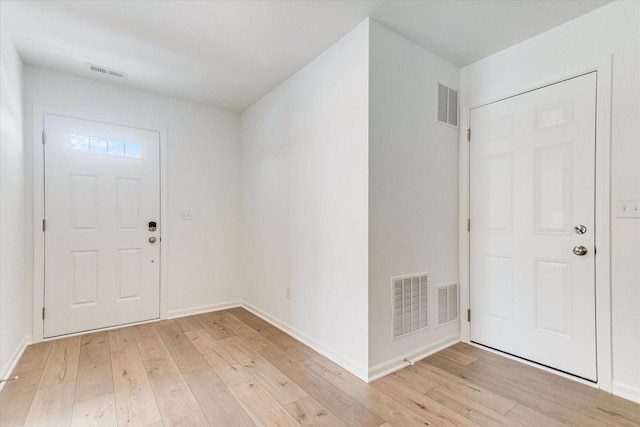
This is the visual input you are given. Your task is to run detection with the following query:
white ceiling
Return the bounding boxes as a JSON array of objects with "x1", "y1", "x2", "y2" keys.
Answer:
[{"x1": 0, "y1": 0, "x2": 611, "y2": 112}]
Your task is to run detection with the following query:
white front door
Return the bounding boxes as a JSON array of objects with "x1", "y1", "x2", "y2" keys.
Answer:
[
  {"x1": 43, "y1": 114, "x2": 160, "y2": 338},
  {"x1": 469, "y1": 73, "x2": 597, "y2": 381}
]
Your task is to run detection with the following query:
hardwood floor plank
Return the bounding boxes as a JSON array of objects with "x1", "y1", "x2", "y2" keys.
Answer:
[
  {"x1": 74, "y1": 332, "x2": 114, "y2": 403},
  {"x1": 0, "y1": 368, "x2": 43, "y2": 427},
  {"x1": 220, "y1": 335, "x2": 308, "y2": 405},
  {"x1": 184, "y1": 328, "x2": 254, "y2": 386},
  {"x1": 23, "y1": 382, "x2": 76, "y2": 427},
  {"x1": 38, "y1": 336, "x2": 82, "y2": 387},
  {"x1": 438, "y1": 347, "x2": 478, "y2": 366},
  {"x1": 416, "y1": 361, "x2": 518, "y2": 415},
  {"x1": 304, "y1": 355, "x2": 434, "y2": 426},
  {"x1": 108, "y1": 327, "x2": 137, "y2": 352},
  {"x1": 132, "y1": 324, "x2": 170, "y2": 361},
  {"x1": 425, "y1": 353, "x2": 617, "y2": 427},
  {"x1": 427, "y1": 386, "x2": 520, "y2": 427},
  {"x1": 228, "y1": 380, "x2": 302, "y2": 427},
  {"x1": 260, "y1": 325, "x2": 319, "y2": 361},
  {"x1": 183, "y1": 366, "x2": 256, "y2": 427},
  {"x1": 5, "y1": 312, "x2": 639, "y2": 427},
  {"x1": 70, "y1": 393, "x2": 117, "y2": 426},
  {"x1": 227, "y1": 307, "x2": 273, "y2": 331},
  {"x1": 372, "y1": 373, "x2": 480, "y2": 427},
  {"x1": 285, "y1": 395, "x2": 347, "y2": 426},
  {"x1": 143, "y1": 355, "x2": 209, "y2": 426},
  {"x1": 505, "y1": 403, "x2": 567, "y2": 427},
  {"x1": 155, "y1": 321, "x2": 208, "y2": 373},
  {"x1": 195, "y1": 312, "x2": 236, "y2": 340},
  {"x1": 553, "y1": 377, "x2": 640, "y2": 424},
  {"x1": 256, "y1": 342, "x2": 385, "y2": 427},
  {"x1": 173, "y1": 315, "x2": 204, "y2": 333},
  {"x1": 111, "y1": 346, "x2": 162, "y2": 427},
  {"x1": 23, "y1": 336, "x2": 81, "y2": 426},
  {"x1": 12, "y1": 341, "x2": 53, "y2": 374}
]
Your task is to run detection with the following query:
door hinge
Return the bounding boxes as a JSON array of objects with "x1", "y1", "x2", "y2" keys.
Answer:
[
  {"x1": 42, "y1": 219, "x2": 46, "y2": 232},
  {"x1": 42, "y1": 307, "x2": 45, "y2": 320},
  {"x1": 42, "y1": 131, "x2": 46, "y2": 144},
  {"x1": 467, "y1": 128, "x2": 471, "y2": 142},
  {"x1": 467, "y1": 309, "x2": 471, "y2": 322},
  {"x1": 467, "y1": 218, "x2": 471, "y2": 232}
]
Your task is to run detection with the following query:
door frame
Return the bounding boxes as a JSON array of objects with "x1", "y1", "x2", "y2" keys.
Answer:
[
  {"x1": 459, "y1": 57, "x2": 613, "y2": 391},
  {"x1": 32, "y1": 105, "x2": 169, "y2": 342}
]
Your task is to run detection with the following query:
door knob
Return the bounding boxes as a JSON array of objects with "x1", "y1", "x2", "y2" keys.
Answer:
[
  {"x1": 573, "y1": 245, "x2": 587, "y2": 256},
  {"x1": 149, "y1": 236, "x2": 157, "y2": 244}
]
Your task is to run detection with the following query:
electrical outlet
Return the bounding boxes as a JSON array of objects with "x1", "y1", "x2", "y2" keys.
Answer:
[
  {"x1": 286, "y1": 286, "x2": 291, "y2": 300},
  {"x1": 180, "y1": 210, "x2": 193, "y2": 220},
  {"x1": 616, "y1": 199, "x2": 640, "y2": 218}
]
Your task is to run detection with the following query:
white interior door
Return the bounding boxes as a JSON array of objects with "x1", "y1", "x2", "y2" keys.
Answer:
[
  {"x1": 44, "y1": 114, "x2": 160, "y2": 338},
  {"x1": 469, "y1": 73, "x2": 597, "y2": 381}
]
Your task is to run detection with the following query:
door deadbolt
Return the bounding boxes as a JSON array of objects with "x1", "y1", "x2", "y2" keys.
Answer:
[
  {"x1": 148, "y1": 221, "x2": 157, "y2": 231},
  {"x1": 573, "y1": 245, "x2": 587, "y2": 256},
  {"x1": 149, "y1": 236, "x2": 157, "y2": 244},
  {"x1": 574, "y1": 224, "x2": 587, "y2": 235}
]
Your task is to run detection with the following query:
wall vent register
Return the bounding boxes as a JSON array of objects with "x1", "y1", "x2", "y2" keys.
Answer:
[
  {"x1": 436, "y1": 82, "x2": 458, "y2": 127},
  {"x1": 392, "y1": 274, "x2": 428, "y2": 339},
  {"x1": 437, "y1": 283, "x2": 459, "y2": 326}
]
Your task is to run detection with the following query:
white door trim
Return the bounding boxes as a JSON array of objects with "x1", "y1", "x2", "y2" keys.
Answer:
[
  {"x1": 458, "y1": 56, "x2": 612, "y2": 392},
  {"x1": 32, "y1": 104, "x2": 169, "y2": 342}
]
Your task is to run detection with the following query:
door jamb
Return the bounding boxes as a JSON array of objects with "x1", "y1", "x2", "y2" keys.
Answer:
[
  {"x1": 458, "y1": 57, "x2": 613, "y2": 392},
  {"x1": 32, "y1": 105, "x2": 169, "y2": 342}
]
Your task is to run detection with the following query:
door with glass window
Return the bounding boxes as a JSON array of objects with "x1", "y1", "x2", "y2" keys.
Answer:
[{"x1": 43, "y1": 114, "x2": 160, "y2": 338}]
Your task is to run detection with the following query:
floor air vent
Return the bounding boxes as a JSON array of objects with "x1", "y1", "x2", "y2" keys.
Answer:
[
  {"x1": 392, "y1": 274, "x2": 428, "y2": 340},
  {"x1": 437, "y1": 283, "x2": 458, "y2": 326}
]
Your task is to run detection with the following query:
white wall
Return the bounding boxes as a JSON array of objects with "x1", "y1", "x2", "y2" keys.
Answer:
[
  {"x1": 23, "y1": 66, "x2": 243, "y2": 331},
  {"x1": 460, "y1": 1, "x2": 640, "y2": 402},
  {"x1": 368, "y1": 21, "x2": 460, "y2": 376},
  {"x1": 241, "y1": 20, "x2": 370, "y2": 379},
  {"x1": 0, "y1": 29, "x2": 28, "y2": 382}
]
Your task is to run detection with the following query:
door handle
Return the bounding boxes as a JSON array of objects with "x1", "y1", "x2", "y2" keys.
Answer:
[
  {"x1": 573, "y1": 245, "x2": 587, "y2": 256},
  {"x1": 149, "y1": 236, "x2": 157, "y2": 244}
]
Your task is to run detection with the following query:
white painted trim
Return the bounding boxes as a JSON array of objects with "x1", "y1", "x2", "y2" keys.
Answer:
[
  {"x1": 612, "y1": 381, "x2": 640, "y2": 404},
  {"x1": 32, "y1": 104, "x2": 169, "y2": 342},
  {"x1": 241, "y1": 302, "x2": 369, "y2": 382},
  {"x1": 459, "y1": 56, "x2": 613, "y2": 392},
  {"x1": 368, "y1": 335, "x2": 459, "y2": 382},
  {"x1": 167, "y1": 301, "x2": 242, "y2": 319},
  {"x1": 0, "y1": 335, "x2": 31, "y2": 393}
]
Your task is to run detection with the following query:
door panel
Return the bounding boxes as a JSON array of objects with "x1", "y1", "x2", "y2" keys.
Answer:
[
  {"x1": 44, "y1": 114, "x2": 160, "y2": 338},
  {"x1": 470, "y1": 73, "x2": 597, "y2": 381}
]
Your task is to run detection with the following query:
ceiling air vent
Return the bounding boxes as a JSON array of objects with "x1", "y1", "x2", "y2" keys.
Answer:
[
  {"x1": 436, "y1": 82, "x2": 458, "y2": 127},
  {"x1": 88, "y1": 64, "x2": 127, "y2": 79},
  {"x1": 392, "y1": 273, "x2": 428, "y2": 340}
]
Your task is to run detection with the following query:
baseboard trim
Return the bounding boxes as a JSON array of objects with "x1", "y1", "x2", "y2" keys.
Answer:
[
  {"x1": 241, "y1": 302, "x2": 369, "y2": 381},
  {"x1": 167, "y1": 301, "x2": 243, "y2": 320},
  {"x1": 368, "y1": 335, "x2": 459, "y2": 382},
  {"x1": 0, "y1": 335, "x2": 32, "y2": 392},
  {"x1": 612, "y1": 381, "x2": 640, "y2": 404}
]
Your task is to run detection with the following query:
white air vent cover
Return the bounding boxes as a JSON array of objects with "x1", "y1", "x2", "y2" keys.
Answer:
[
  {"x1": 88, "y1": 64, "x2": 127, "y2": 79},
  {"x1": 392, "y1": 274, "x2": 428, "y2": 340},
  {"x1": 436, "y1": 82, "x2": 458, "y2": 127},
  {"x1": 437, "y1": 283, "x2": 458, "y2": 326}
]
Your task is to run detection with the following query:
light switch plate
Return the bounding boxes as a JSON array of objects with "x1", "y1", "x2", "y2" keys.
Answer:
[
  {"x1": 615, "y1": 199, "x2": 640, "y2": 218},
  {"x1": 180, "y1": 210, "x2": 193, "y2": 220}
]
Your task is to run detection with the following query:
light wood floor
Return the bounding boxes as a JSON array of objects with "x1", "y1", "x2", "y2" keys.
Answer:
[{"x1": 1, "y1": 308, "x2": 638, "y2": 426}]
